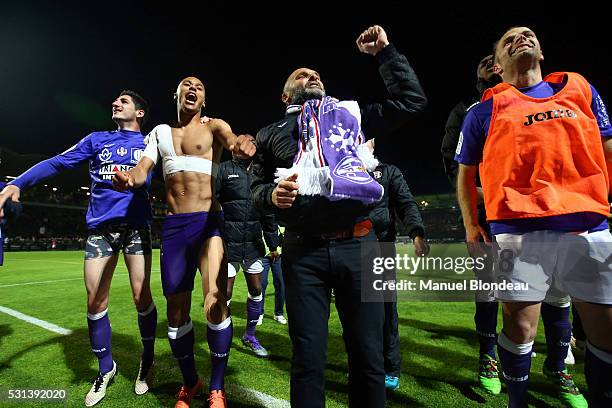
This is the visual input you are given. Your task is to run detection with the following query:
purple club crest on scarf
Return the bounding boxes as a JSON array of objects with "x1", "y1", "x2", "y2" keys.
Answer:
[{"x1": 275, "y1": 96, "x2": 383, "y2": 204}]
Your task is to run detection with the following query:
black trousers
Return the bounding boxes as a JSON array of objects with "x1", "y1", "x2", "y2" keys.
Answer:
[
  {"x1": 383, "y1": 301, "x2": 401, "y2": 377},
  {"x1": 282, "y1": 230, "x2": 385, "y2": 408},
  {"x1": 380, "y1": 241, "x2": 401, "y2": 377}
]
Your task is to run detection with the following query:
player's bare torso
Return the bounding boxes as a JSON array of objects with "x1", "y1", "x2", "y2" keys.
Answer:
[{"x1": 165, "y1": 121, "x2": 223, "y2": 214}]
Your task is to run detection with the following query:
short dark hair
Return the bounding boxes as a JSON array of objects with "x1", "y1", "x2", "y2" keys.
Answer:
[{"x1": 119, "y1": 89, "x2": 149, "y2": 126}]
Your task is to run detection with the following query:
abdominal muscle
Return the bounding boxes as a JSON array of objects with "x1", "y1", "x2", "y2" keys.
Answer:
[{"x1": 165, "y1": 171, "x2": 221, "y2": 214}]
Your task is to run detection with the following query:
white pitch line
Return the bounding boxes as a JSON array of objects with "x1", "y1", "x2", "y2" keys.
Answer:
[
  {"x1": 0, "y1": 269, "x2": 162, "y2": 289},
  {"x1": 2, "y1": 254, "x2": 289, "y2": 405},
  {"x1": 226, "y1": 383, "x2": 291, "y2": 408},
  {"x1": 0, "y1": 304, "x2": 290, "y2": 406},
  {"x1": 0, "y1": 277, "x2": 83, "y2": 288},
  {"x1": 0, "y1": 273, "x2": 128, "y2": 288},
  {"x1": 0, "y1": 305, "x2": 73, "y2": 335},
  {"x1": 4, "y1": 257, "x2": 84, "y2": 265}
]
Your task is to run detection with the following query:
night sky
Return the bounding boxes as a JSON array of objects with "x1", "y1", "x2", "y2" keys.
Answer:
[{"x1": 1, "y1": 3, "x2": 609, "y2": 194}]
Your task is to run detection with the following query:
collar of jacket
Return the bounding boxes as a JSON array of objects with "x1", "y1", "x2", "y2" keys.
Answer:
[{"x1": 285, "y1": 104, "x2": 301, "y2": 115}]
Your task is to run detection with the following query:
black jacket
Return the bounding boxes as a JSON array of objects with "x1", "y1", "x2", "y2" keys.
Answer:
[
  {"x1": 440, "y1": 95, "x2": 479, "y2": 188},
  {"x1": 216, "y1": 159, "x2": 280, "y2": 262},
  {"x1": 251, "y1": 44, "x2": 427, "y2": 233},
  {"x1": 369, "y1": 163, "x2": 425, "y2": 242},
  {"x1": 441, "y1": 78, "x2": 501, "y2": 188}
]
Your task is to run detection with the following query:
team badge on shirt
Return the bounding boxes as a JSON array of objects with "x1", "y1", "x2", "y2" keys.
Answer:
[
  {"x1": 98, "y1": 148, "x2": 113, "y2": 162},
  {"x1": 131, "y1": 148, "x2": 144, "y2": 164}
]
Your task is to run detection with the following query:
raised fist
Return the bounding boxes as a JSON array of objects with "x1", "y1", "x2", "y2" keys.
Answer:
[
  {"x1": 356, "y1": 25, "x2": 389, "y2": 56},
  {"x1": 230, "y1": 134, "x2": 256, "y2": 159}
]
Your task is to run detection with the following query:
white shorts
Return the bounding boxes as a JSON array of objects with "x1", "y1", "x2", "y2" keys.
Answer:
[
  {"x1": 229, "y1": 259, "x2": 264, "y2": 276},
  {"x1": 493, "y1": 229, "x2": 612, "y2": 304},
  {"x1": 227, "y1": 262, "x2": 237, "y2": 278}
]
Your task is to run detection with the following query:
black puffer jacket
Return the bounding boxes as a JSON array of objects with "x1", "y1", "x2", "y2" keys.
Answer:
[
  {"x1": 216, "y1": 159, "x2": 280, "y2": 262},
  {"x1": 251, "y1": 44, "x2": 427, "y2": 233},
  {"x1": 440, "y1": 78, "x2": 500, "y2": 188},
  {"x1": 369, "y1": 163, "x2": 425, "y2": 242},
  {"x1": 440, "y1": 94, "x2": 479, "y2": 188}
]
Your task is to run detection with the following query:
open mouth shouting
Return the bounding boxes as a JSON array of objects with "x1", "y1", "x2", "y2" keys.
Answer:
[{"x1": 185, "y1": 92, "x2": 198, "y2": 105}]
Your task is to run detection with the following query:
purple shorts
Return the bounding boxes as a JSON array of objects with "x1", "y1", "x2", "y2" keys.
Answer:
[{"x1": 161, "y1": 211, "x2": 224, "y2": 296}]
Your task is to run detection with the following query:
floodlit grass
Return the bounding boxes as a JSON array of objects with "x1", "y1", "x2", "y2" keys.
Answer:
[{"x1": 0, "y1": 247, "x2": 584, "y2": 407}]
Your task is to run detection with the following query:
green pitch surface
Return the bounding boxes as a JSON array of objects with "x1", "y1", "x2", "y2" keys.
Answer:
[{"x1": 0, "y1": 246, "x2": 586, "y2": 407}]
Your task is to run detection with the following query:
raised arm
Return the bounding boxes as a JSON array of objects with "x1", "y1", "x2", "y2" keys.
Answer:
[
  {"x1": 356, "y1": 25, "x2": 428, "y2": 138},
  {"x1": 0, "y1": 134, "x2": 93, "y2": 216},
  {"x1": 209, "y1": 118, "x2": 256, "y2": 159}
]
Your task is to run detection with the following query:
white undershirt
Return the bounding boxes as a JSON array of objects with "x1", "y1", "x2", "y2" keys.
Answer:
[{"x1": 142, "y1": 124, "x2": 218, "y2": 179}]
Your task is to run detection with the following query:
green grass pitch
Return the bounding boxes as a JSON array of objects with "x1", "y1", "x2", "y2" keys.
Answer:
[{"x1": 0, "y1": 245, "x2": 585, "y2": 407}]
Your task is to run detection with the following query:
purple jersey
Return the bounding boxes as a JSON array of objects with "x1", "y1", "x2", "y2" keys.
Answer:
[
  {"x1": 10, "y1": 129, "x2": 152, "y2": 229},
  {"x1": 455, "y1": 80, "x2": 612, "y2": 235}
]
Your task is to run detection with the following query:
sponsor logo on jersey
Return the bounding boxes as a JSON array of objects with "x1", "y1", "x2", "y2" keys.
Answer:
[
  {"x1": 99, "y1": 164, "x2": 134, "y2": 180},
  {"x1": 332, "y1": 156, "x2": 371, "y2": 184},
  {"x1": 131, "y1": 148, "x2": 144, "y2": 164},
  {"x1": 117, "y1": 146, "x2": 128, "y2": 157},
  {"x1": 98, "y1": 148, "x2": 113, "y2": 162},
  {"x1": 228, "y1": 174, "x2": 239, "y2": 179},
  {"x1": 523, "y1": 108, "x2": 577, "y2": 126}
]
